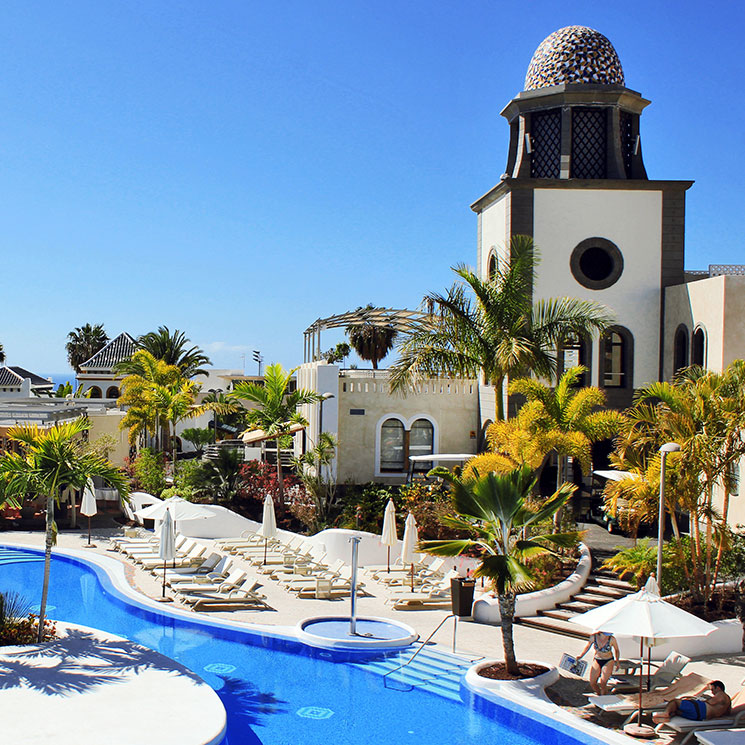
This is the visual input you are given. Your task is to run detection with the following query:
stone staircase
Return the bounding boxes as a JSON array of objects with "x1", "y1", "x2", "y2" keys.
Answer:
[{"x1": 517, "y1": 554, "x2": 635, "y2": 639}]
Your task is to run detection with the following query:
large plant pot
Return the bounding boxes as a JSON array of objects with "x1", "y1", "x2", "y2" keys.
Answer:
[{"x1": 464, "y1": 659, "x2": 559, "y2": 695}]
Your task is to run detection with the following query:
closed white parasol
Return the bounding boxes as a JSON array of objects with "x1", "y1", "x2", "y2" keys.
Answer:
[
  {"x1": 158, "y1": 510, "x2": 176, "y2": 599},
  {"x1": 400, "y1": 512, "x2": 419, "y2": 591},
  {"x1": 258, "y1": 494, "x2": 277, "y2": 565},
  {"x1": 380, "y1": 499, "x2": 398, "y2": 573},
  {"x1": 80, "y1": 480, "x2": 97, "y2": 548}
]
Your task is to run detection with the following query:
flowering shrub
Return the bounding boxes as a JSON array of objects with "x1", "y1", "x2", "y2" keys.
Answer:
[
  {"x1": 399, "y1": 479, "x2": 464, "y2": 541},
  {"x1": 0, "y1": 614, "x2": 57, "y2": 646},
  {"x1": 234, "y1": 460, "x2": 307, "y2": 528}
]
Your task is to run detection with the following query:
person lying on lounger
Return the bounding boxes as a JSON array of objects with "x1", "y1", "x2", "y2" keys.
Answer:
[{"x1": 652, "y1": 680, "x2": 731, "y2": 723}]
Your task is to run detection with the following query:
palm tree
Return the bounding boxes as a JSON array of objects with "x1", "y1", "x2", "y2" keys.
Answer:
[
  {"x1": 292, "y1": 432, "x2": 338, "y2": 530},
  {"x1": 421, "y1": 464, "x2": 578, "y2": 674},
  {"x1": 0, "y1": 343, "x2": 5, "y2": 365},
  {"x1": 228, "y1": 363, "x2": 322, "y2": 503},
  {"x1": 390, "y1": 236, "x2": 613, "y2": 419},
  {"x1": 151, "y1": 379, "x2": 201, "y2": 465},
  {"x1": 118, "y1": 350, "x2": 183, "y2": 449},
  {"x1": 346, "y1": 305, "x2": 398, "y2": 369},
  {"x1": 509, "y1": 365, "x2": 623, "y2": 526},
  {"x1": 631, "y1": 363, "x2": 745, "y2": 597},
  {"x1": 66, "y1": 324, "x2": 109, "y2": 373},
  {"x1": 116, "y1": 326, "x2": 211, "y2": 378},
  {"x1": 0, "y1": 417, "x2": 128, "y2": 640}
]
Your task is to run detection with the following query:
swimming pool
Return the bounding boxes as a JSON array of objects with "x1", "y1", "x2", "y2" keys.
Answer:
[{"x1": 0, "y1": 545, "x2": 609, "y2": 745}]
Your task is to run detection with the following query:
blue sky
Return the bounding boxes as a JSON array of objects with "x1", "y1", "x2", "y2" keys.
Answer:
[{"x1": 1, "y1": 1, "x2": 743, "y2": 377}]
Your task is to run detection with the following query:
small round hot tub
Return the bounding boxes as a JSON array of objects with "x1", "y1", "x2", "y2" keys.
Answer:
[{"x1": 297, "y1": 616, "x2": 418, "y2": 650}]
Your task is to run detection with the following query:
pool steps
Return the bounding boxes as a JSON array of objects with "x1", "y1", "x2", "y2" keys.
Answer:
[
  {"x1": 352, "y1": 645, "x2": 476, "y2": 701},
  {"x1": 0, "y1": 548, "x2": 45, "y2": 565}
]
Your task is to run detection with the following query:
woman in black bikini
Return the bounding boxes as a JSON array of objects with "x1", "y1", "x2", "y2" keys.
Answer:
[{"x1": 577, "y1": 631, "x2": 620, "y2": 694}]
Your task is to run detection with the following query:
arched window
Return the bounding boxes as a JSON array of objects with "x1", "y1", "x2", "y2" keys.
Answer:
[
  {"x1": 409, "y1": 418, "x2": 434, "y2": 472},
  {"x1": 106, "y1": 386, "x2": 120, "y2": 398},
  {"x1": 559, "y1": 333, "x2": 592, "y2": 386},
  {"x1": 600, "y1": 326, "x2": 633, "y2": 389},
  {"x1": 692, "y1": 327, "x2": 706, "y2": 367},
  {"x1": 380, "y1": 419, "x2": 405, "y2": 472},
  {"x1": 88, "y1": 386, "x2": 102, "y2": 399},
  {"x1": 487, "y1": 251, "x2": 499, "y2": 281},
  {"x1": 673, "y1": 325, "x2": 689, "y2": 376}
]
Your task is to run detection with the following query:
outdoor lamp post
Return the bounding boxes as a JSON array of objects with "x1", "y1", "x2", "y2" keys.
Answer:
[
  {"x1": 318, "y1": 392, "x2": 334, "y2": 439},
  {"x1": 657, "y1": 442, "x2": 681, "y2": 587}
]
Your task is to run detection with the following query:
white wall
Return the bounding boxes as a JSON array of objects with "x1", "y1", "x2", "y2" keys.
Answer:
[
  {"x1": 479, "y1": 192, "x2": 510, "y2": 279},
  {"x1": 533, "y1": 188, "x2": 663, "y2": 390}
]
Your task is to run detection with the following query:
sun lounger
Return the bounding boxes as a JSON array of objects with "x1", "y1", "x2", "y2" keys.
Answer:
[
  {"x1": 110, "y1": 534, "x2": 159, "y2": 551},
  {"x1": 278, "y1": 559, "x2": 345, "y2": 589},
  {"x1": 123, "y1": 535, "x2": 191, "y2": 559},
  {"x1": 294, "y1": 569, "x2": 367, "y2": 599},
  {"x1": 183, "y1": 586, "x2": 272, "y2": 612},
  {"x1": 139, "y1": 543, "x2": 206, "y2": 569},
  {"x1": 587, "y1": 673, "x2": 710, "y2": 725},
  {"x1": 654, "y1": 686, "x2": 745, "y2": 745},
  {"x1": 173, "y1": 568, "x2": 248, "y2": 596},
  {"x1": 385, "y1": 575, "x2": 453, "y2": 609},
  {"x1": 157, "y1": 552, "x2": 224, "y2": 582},
  {"x1": 611, "y1": 651, "x2": 691, "y2": 693},
  {"x1": 214, "y1": 530, "x2": 260, "y2": 550}
]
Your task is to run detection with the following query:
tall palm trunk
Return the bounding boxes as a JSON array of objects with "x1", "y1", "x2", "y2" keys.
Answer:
[
  {"x1": 713, "y1": 488, "x2": 731, "y2": 587},
  {"x1": 494, "y1": 377, "x2": 505, "y2": 421},
  {"x1": 275, "y1": 442, "x2": 285, "y2": 505},
  {"x1": 498, "y1": 592, "x2": 519, "y2": 675},
  {"x1": 37, "y1": 491, "x2": 55, "y2": 642}
]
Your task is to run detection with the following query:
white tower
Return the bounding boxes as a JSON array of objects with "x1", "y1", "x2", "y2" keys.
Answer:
[{"x1": 472, "y1": 26, "x2": 691, "y2": 409}]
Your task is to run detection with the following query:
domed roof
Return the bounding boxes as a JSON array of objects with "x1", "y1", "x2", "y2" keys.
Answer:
[{"x1": 524, "y1": 26, "x2": 624, "y2": 91}]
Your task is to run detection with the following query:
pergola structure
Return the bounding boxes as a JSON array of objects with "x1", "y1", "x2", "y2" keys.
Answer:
[{"x1": 302, "y1": 307, "x2": 425, "y2": 363}]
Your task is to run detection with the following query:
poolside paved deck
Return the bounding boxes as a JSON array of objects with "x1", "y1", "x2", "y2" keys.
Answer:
[
  {"x1": 0, "y1": 621, "x2": 225, "y2": 745},
  {"x1": 2, "y1": 524, "x2": 743, "y2": 744}
]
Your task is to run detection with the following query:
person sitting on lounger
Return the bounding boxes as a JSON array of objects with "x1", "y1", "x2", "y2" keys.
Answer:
[
  {"x1": 577, "y1": 631, "x2": 620, "y2": 695},
  {"x1": 652, "y1": 680, "x2": 731, "y2": 723}
]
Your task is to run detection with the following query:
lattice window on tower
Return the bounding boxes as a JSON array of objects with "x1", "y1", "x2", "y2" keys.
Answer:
[
  {"x1": 530, "y1": 109, "x2": 561, "y2": 178},
  {"x1": 620, "y1": 111, "x2": 634, "y2": 177},
  {"x1": 571, "y1": 108, "x2": 607, "y2": 179}
]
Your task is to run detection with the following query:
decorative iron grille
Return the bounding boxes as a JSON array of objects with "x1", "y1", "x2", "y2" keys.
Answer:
[
  {"x1": 709, "y1": 264, "x2": 745, "y2": 276},
  {"x1": 620, "y1": 111, "x2": 633, "y2": 176},
  {"x1": 530, "y1": 109, "x2": 561, "y2": 178},
  {"x1": 571, "y1": 108, "x2": 607, "y2": 179}
]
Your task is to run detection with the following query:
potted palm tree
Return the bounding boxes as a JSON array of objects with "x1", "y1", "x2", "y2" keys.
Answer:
[{"x1": 422, "y1": 464, "x2": 579, "y2": 680}]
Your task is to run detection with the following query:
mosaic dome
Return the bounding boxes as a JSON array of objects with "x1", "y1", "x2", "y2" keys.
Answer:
[{"x1": 524, "y1": 26, "x2": 624, "y2": 91}]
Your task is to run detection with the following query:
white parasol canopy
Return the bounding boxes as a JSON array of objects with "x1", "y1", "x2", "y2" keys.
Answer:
[
  {"x1": 571, "y1": 576, "x2": 716, "y2": 735},
  {"x1": 159, "y1": 510, "x2": 176, "y2": 562},
  {"x1": 381, "y1": 498, "x2": 398, "y2": 573},
  {"x1": 80, "y1": 480, "x2": 97, "y2": 518},
  {"x1": 571, "y1": 576, "x2": 717, "y2": 640},
  {"x1": 158, "y1": 510, "x2": 176, "y2": 598},
  {"x1": 401, "y1": 512, "x2": 419, "y2": 564},
  {"x1": 136, "y1": 496, "x2": 213, "y2": 523},
  {"x1": 258, "y1": 494, "x2": 277, "y2": 565},
  {"x1": 381, "y1": 499, "x2": 398, "y2": 548},
  {"x1": 401, "y1": 512, "x2": 419, "y2": 591},
  {"x1": 258, "y1": 494, "x2": 277, "y2": 540}
]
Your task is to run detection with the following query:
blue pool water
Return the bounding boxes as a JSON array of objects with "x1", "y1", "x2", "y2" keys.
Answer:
[{"x1": 0, "y1": 546, "x2": 603, "y2": 745}]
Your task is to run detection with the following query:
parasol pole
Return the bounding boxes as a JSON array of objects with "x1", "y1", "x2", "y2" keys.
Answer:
[{"x1": 638, "y1": 636, "x2": 644, "y2": 724}]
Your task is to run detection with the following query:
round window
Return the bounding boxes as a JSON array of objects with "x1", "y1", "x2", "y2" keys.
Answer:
[{"x1": 570, "y1": 238, "x2": 623, "y2": 290}]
